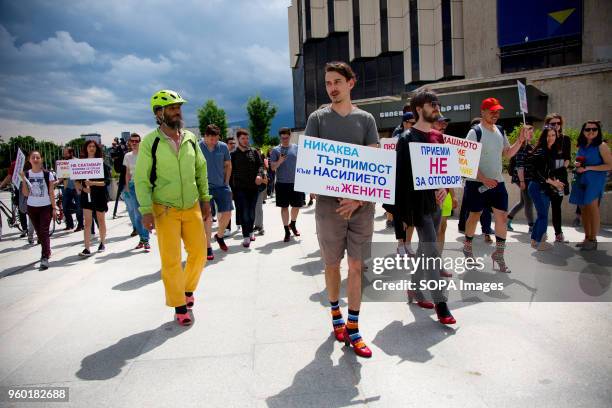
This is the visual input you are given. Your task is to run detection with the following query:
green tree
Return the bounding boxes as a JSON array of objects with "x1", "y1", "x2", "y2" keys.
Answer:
[
  {"x1": 246, "y1": 95, "x2": 277, "y2": 147},
  {"x1": 65, "y1": 137, "x2": 85, "y2": 154},
  {"x1": 197, "y1": 100, "x2": 228, "y2": 140}
]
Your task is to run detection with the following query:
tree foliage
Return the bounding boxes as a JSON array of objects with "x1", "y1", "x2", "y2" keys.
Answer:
[
  {"x1": 197, "y1": 100, "x2": 228, "y2": 140},
  {"x1": 246, "y1": 95, "x2": 277, "y2": 147}
]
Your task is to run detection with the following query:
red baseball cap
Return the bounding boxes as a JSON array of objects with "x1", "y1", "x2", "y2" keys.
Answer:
[{"x1": 481, "y1": 97, "x2": 504, "y2": 111}]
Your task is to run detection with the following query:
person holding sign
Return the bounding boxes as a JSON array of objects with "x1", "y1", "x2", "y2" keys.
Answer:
[
  {"x1": 76, "y1": 140, "x2": 110, "y2": 257},
  {"x1": 19, "y1": 150, "x2": 56, "y2": 270},
  {"x1": 135, "y1": 89, "x2": 212, "y2": 327},
  {"x1": 395, "y1": 90, "x2": 456, "y2": 325},
  {"x1": 462, "y1": 98, "x2": 525, "y2": 273},
  {"x1": 59, "y1": 147, "x2": 84, "y2": 232},
  {"x1": 304, "y1": 61, "x2": 378, "y2": 358}
]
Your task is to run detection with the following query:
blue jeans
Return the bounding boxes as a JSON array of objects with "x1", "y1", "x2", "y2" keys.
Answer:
[
  {"x1": 234, "y1": 189, "x2": 258, "y2": 237},
  {"x1": 63, "y1": 187, "x2": 83, "y2": 229},
  {"x1": 528, "y1": 182, "x2": 550, "y2": 243},
  {"x1": 123, "y1": 181, "x2": 149, "y2": 242}
]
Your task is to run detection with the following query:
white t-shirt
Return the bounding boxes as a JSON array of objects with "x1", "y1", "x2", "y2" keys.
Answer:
[
  {"x1": 123, "y1": 152, "x2": 138, "y2": 176},
  {"x1": 466, "y1": 124, "x2": 510, "y2": 182},
  {"x1": 26, "y1": 170, "x2": 55, "y2": 207}
]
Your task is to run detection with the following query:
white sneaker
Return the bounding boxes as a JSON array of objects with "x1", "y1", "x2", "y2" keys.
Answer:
[
  {"x1": 405, "y1": 243, "x2": 416, "y2": 257},
  {"x1": 397, "y1": 244, "x2": 407, "y2": 256},
  {"x1": 224, "y1": 228, "x2": 231, "y2": 238}
]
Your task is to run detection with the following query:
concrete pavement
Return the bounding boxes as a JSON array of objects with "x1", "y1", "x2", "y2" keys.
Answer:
[{"x1": 0, "y1": 191, "x2": 611, "y2": 407}]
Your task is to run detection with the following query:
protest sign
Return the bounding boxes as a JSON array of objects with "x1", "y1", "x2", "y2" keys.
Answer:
[
  {"x1": 380, "y1": 138, "x2": 398, "y2": 151},
  {"x1": 56, "y1": 160, "x2": 71, "y2": 179},
  {"x1": 408, "y1": 143, "x2": 462, "y2": 190},
  {"x1": 517, "y1": 80, "x2": 527, "y2": 124},
  {"x1": 69, "y1": 158, "x2": 104, "y2": 180},
  {"x1": 294, "y1": 135, "x2": 396, "y2": 204},
  {"x1": 11, "y1": 148, "x2": 26, "y2": 188},
  {"x1": 443, "y1": 135, "x2": 482, "y2": 179}
]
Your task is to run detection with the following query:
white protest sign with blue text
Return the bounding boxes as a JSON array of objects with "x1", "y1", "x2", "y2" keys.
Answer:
[
  {"x1": 11, "y1": 148, "x2": 26, "y2": 188},
  {"x1": 517, "y1": 80, "x2": 528, "y2": 113},
  {"x1": 408, "y1": 143, "x2": 462, "y2": 190},
  {"x1": 69, "y1": 158, "x2": 104, "y2": 180},
  {"x1": 294, "y1": 135, "x2": 396, "y2": 204}
]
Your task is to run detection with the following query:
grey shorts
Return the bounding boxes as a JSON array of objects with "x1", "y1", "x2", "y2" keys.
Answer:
[{"x1": 315, "y1": 196, "x2": 375, "y2": 265}]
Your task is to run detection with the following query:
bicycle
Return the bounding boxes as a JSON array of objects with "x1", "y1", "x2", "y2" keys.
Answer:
[{"x1": 0, "y1": 186, "x2": 25, "y2": 233}]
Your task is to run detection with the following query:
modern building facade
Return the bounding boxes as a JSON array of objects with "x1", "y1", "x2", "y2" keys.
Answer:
[{"x1": 288, "y1": 0, "x2": 611, "y2": 137}]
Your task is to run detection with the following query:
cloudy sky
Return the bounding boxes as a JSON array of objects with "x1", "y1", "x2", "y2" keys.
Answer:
[{"x1": 0, "y1": 0, "x2": 293, "y2": 144}]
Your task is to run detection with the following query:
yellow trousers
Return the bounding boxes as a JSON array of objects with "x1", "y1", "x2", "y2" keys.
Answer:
[{"x1": 153, "y1": 203, "x2": 207, "y2": 307}]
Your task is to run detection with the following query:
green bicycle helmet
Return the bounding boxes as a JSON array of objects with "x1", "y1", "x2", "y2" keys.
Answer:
[{"x1": 150, "y1": 89, "x2": 187, "y2": 113}]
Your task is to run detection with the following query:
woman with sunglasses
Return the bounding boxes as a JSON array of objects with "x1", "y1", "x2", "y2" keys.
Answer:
[
  {"x1": 569, "y1": 121, "x2": 612, "y2": 250},
  {"x1": 528, "y1": 127, "x2": 565, "y2": 250},
  {"x1": 543, "y1": 113, "x2": 571, "y2": 243}
]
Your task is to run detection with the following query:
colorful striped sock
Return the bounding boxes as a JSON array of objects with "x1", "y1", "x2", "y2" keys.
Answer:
[
  {"x1": 330, "y1": 300, "x2": 345, "y2": 330},
  {"x1": 346, "y1": 309, "x2": 365, "y2": 347}
]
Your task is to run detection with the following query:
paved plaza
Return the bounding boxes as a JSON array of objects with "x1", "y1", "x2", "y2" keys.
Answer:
[{"x1": 0, "y1": 192, "x2": 611, "y2": 407}]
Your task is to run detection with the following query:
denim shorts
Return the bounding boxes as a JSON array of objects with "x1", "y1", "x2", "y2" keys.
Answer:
[{"x1": 209, "y1": 185, "x2": 234, "y2": 213}]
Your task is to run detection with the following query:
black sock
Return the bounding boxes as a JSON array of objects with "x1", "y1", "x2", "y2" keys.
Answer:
[
  {"x1": 284, "y1": 225, "x2": 290, "y2": 235},
  {"x1": 465, "y1": 235, "x2": 474, "y2": 242},
  {"x1": 495, "y1": 236, "x2": 506, "y2": 242},
  {"x1": 290, "y1": 220, "x2": 296, "y2": 228},
  {"x1": 175, "y1": 305, "x2": 188, "y2": 314},
  {"x1": 185, "y1": 292, "x2": 193, "y2": 297}
]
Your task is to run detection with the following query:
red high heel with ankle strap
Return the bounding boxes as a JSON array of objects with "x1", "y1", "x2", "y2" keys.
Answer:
[
  {"x1": 186, "y1": 295, "x2": 195, "y2": 310},
  {"x1": 407, "y1": 290, "x2": 435, "y2": 309},
  {"x1": 333, "y1": 324, "x2": 346, "y2": 342},
  {"x1": 342, "y1": 327, "x2": 372, "y2": 358}
]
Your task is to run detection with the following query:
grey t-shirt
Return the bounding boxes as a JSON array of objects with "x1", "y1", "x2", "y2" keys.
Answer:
[
  {"x1": 466, "y1": 124, "x2": 510, "y2": 182},
  {"x1": 270, "y1": 143, "x2": 299, "y2": 184},
  {"x1": 199, "y1": 140, "x2": 230, "y2": 188},
  {"x1": 304, "y1": 106, "x2": 379, "y2": 146}
]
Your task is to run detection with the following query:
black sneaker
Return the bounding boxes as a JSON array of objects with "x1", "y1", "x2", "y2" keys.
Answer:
[
  {"x1": 40, "y1": 257, "x2": 49, "y2": 270},
  {"x1": 98, "y1": 243, "x2": 106, "y2": 253},
  {"x1": 79, "y1": 248, "x2": 92, "y2": 257},
  {"x1": 207, "y1": 247, "x2": 214, "y2": 260}
]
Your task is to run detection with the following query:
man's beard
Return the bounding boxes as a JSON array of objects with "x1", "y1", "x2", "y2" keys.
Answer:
[
  {"x1": 163, "y1": 114, "x2": 183, "y2": 130},
  {"x1": 422, "y1": 110, "x2": 440, "y2": 123}
]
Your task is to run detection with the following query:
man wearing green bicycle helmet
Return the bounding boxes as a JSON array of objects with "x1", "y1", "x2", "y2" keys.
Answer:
[{"x1": 135, "y1": 89, "x2": 212, "y2": 326}]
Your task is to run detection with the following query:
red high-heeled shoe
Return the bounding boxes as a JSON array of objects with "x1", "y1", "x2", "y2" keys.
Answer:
[
  {"x1": 333, "y1": 324, "x2": 346, "y2": 342},
  {"x1": 342, "y1": 328, "x2": 372, "y2": 358},
  {"x1": 407, "y1": 290, "x2": 434, "y2": 309},
  {"x1": 175, "y1": 312, "x2": 192, "y2": 326},
  {"x1": 186, "y1": 295, "x2": 195, "y2": 310},
  {"x1": 434, "y1": 303, "x2": 456, "y2": 325}
]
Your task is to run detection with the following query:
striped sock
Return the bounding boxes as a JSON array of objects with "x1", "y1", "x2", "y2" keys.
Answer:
[
  {"x1": 330, "y1": 300, "x2": 345, "y2": 330},
  {"x1": 346, "y1": 309, "x2": 365, "y2": 347}
]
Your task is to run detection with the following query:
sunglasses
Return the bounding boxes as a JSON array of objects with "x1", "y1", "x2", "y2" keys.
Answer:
[
  {"x1": 584, "y1": 127, "x2": 598, "y2": 132},
  {"x1": 427, "y1": 101, "x2": 441, "y2": 108},
  {"x1": 130, "y1": 140, "x2": 140, "y2": 144},
  {"x1": 548, "y1": 121, "x2": 561, "y2": 126}
]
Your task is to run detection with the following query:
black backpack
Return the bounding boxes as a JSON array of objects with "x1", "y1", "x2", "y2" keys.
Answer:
[
  {"x1": 472, "y1": 124, "x2": 504, "y2": 143},
  {"x1": 149, "y1": 137, "x2": 197, "y2": 191}
]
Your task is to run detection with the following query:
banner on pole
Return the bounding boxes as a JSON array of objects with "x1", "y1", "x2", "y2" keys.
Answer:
[
  {"x1": 11, "y1": 148, "x2": 26, "y2": 188},
  {"x1": 408, "y1": 143, "x2": 462, "y2": 190},
  {"x1": 442, "y1": 135, "x2": 482, "y2": 179},
  {"x1": 294, "y1": 135, "x2": 396, "y2": 204},
  {"x1": 69, "y1": 158, "x2": 104, "y2": 180},
  {"x1": 55, "y1": 160, "x2": 71, "y2": 179},
  {"x1": 517, "y1": 80, "x2": 528, "y2": 114}
]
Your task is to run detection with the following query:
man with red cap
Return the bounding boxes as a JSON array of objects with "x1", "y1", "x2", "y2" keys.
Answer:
[{"x1": 462, "y1": 97, "x2": 525, "y2": 273}]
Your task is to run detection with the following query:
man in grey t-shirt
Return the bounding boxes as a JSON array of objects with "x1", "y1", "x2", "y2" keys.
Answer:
[
  {"x1": 270, "y1": 127, "x2": 306, "y2": 242},
  {"x1": 304, "y1": 61, "x2": 378, "y2": 358},
  {"x1": 462, "y1": 97, "x2": 525, "y2": 273}
]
